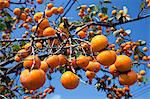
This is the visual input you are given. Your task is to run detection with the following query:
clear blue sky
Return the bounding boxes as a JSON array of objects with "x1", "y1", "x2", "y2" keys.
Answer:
[{"x1": 10, "y1": 0, "x2": 150, "y2": 99}]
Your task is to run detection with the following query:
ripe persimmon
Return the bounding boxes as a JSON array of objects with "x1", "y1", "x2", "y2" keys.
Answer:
[
  {"x1": 26, "y1": 17, "x2": 32, "y2": 22},
  {"x1": 86, "y1": 61, "x2": 101, "y2": 73},
  {"x1": 142, "y1": 47, "x2": 148, "y2": 52},
  {"x1": 76, "y1": 55, "x2": 89, "y2": 70},
  {"x1": 134, "y1": 55, "x2": 139, "y2": 60},
  {"x1": 139, "y1": 70, "x2": 146, "y2": 75},
  {"x1": 17, "y1": 49, "x2": 29, "y2": 58},
  {"x1": 119, "y1": 10, "x2": 124, "y2": 14},
  {"x1": 98, "y1": 13, "x2": 103, "y2": 18},
  {"x1": 23, "y1": 23, "x2": 30, "y2": 29},
  {"x1": 38, "y1": 18, "x2": 50, "y2": 30},
  {"x1": 119, "y1": 70, "x2": 137, "y2": 86},
  {"x1": 36, "y1": 42, "x2": 43, "y2": 49},
  {"x1": 86, "y1": 56, "x2": 93, "y2": 61},
  {"x1": 43, "y1": 27, "x2": 56, "y2": 37},
  {"x1": 24, "y1": 8, "x2": 30, "y2": 13},
  {"x1": 51, "y1": 7, "x2": 58, "y2": 14},
  {"x1": 96, "y1": 50, "x2": 117, "y2": 66},
  {"x1": 4, "y1": 1, "x2": 10, "y2": 8},
  {"x1": 20, "y1": 13, "x2": 27, "y2": 21},
  {"x1": 47, "y1": 3, "x2": 53, "y2": 9},
  {"x1": 45, "y1": 10, "x2": 53, "y2": 17},
  {"x1": 61, "y1": 71, "x2": 79, "y2": 90},
  {"x1": 0, "y1": 1, "x2": 5, "y2": 10},
  {"x1": 57, "y1": 7, "x2": 64, "y2": 14},
  {"x1": 146, "y1": 0, "x2": 150, "y2": 3},
  {"x1": 14, "y1": 55, "x2": 21, "y2": 62},
  {"x1": 87, "y1": 8, "x2": 91, "y2": 13},
  {"x1": 147, "y1": 63, "x2": 150, "y2": 68},
  {"x1": 23, "y1": 55, "x2": 41, "y2": 69},
  {"x1": 36, "y1": 0, "x2": 43, "y2": 4},
  {"x1": 31, "y1": 26, "x2": 40, "y2": 32},
  {"x1": 20, "y1": 69, "x2": 46, "y2": 90},
  {"x1": 46, "y1": 55, "x2": 59, "y2": 69},
  {"x1": 114, "y1": 55, "x2": 132, "y2": 72},
  {"x1": 33, "y1": 12, "x2": 43, "y2": 22},
  {"x1": 91, "y1": 35, "x2": 108, "y2": 52},
  {"x1": 13, "y1": 8, "x2": 21, "y2": 16},
  {"x1": 31, "y1": 26, "x2": 43, "y2": 37},
  {"x1": 77, "y1": 31, "x2": 87, "y2": 39},
  {"x1": 112, "y1": 10, "x2": 117, "y2": 15},
  {"x1": 58, "y1": 54, "x2": 67, "y2": 66},
  {"x1": 142, "y1": 56, "x2": 148, "y2": 61},
  {"x1": 85, "y1": 70, "x2": 95, "y2": 80},
  {"x1": 40, "y1": 61, "x2": 49, "y2": 72},
  {"x1": 109, "y1": 64, "x2": 119, "y2": 77}
]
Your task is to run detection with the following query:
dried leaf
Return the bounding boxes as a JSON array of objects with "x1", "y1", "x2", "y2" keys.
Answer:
[
  {"x1": 125, "y1": 29, "x2": 131, "y2": 35},
  {"x1": 123, "y1": 6, "x2": 128, "y2": 14},
  {"x1": 113, "y1": 30, "x2": 120, "y2": 37},
  {"x1": 140, "y1": 2, "x2": 145, "y2": 9}
]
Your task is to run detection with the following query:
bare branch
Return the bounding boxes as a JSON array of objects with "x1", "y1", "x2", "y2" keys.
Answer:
[
  {"x1": 0, "y1": 36, "x2": 57, "y2": 42},
  {"x1": 10, "y1": 1, "x2": 26, "y2": 4}
]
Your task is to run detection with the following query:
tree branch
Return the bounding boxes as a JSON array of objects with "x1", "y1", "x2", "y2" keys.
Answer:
[
  {"x1": 72, "y1": 13, "x2": 150, "y2": 35},
  {"x1": 0, "y1": 36, "x2": 57, "y2": 42},
  {"x1": 10, "y1": 1, "x2": 26, "y2": 4},
  {"x1": 114, "y1": 13, "x2": 150, "y2": 26}
]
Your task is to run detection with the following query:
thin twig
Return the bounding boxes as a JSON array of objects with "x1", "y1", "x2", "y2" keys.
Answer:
[{"x1": 62, "y1": 0, "x2": 76, "y2": 17}]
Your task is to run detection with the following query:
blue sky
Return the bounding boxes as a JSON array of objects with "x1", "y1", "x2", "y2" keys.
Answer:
[{"x1": 8, "y1": 0, "x2": 150, "y2": 99}]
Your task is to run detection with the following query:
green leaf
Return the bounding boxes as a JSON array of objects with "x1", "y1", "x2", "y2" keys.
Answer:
[
  {"x1": 83, "y1": 15, "x2": 91, "y2": 22},
  {"x1": 101, "y1": 7, "x2": 108, "y2": 14},
  {"x1": 0, "y1": 11, "x2": 5, "y2": 16},
  {"x1": 143, "y1": 77, "x2": 148, "y2": 83},
  {"x1": 5, "y1": 16, "x2": 12, "y2": 22},
  {"x1": 0, "y1": 23, "x2": 6, "y2": 31},
  {"x1": 0, "y1": 19, "x2": 3, "y2": 22},
  {"x1": 20, "y1": 41, "x2": 26, "y2": 46},
  {"x1": 12, "y1": 45, "x2": 21, "y2": 51},
  {"x1": 140, "y1": 2, "x2": 145, "y2": 9},
  {"x1": 57, "y1": 66, "x2": 67, "y2": 73}
]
